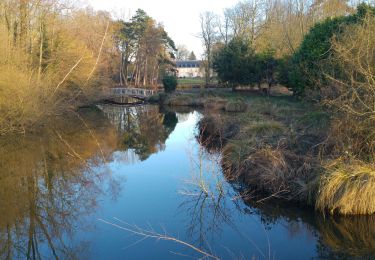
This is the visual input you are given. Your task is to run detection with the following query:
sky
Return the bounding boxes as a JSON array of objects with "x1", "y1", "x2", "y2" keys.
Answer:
[{"x1": 87, "y1": 0, "x2": 238, "y2": 58}]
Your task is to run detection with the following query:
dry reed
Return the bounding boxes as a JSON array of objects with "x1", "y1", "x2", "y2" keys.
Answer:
[{"x1": 316, "y1": 159, "x2": 375, "y2": 215}]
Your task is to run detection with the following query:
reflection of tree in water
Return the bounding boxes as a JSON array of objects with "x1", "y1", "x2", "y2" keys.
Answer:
[
  {"x1": 176, "y1": 113, "x2": 190, "y2": 124},
  {"x1": 179, "y1": 145, "x2": 234, "y2": 249},
  {"x1": 98, "y1": 104, "x2": 178, "y2": 161},
  {"x1": 0, "y1": 109, "x2": 123, "y2": 259},
  {"x1": 161, "y1": 109, "x2": 178, "y2": 132},
  {"x1": 234, "y1": 188, "x2": 375, "y2": 259}
]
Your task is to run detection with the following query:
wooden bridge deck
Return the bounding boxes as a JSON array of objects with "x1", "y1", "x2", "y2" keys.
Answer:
[{"x1": 109, "y1": 87, "x2": 157, "y2": 100}]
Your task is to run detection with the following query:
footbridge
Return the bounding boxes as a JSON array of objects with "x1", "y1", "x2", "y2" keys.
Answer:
[{"x1": 109, "y1": 87, "x2": 157, "y2": 100}]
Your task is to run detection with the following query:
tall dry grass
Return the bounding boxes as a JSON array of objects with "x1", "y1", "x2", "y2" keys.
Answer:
[{"x1": 316, "y1": 159, "x2": 375, "y2": 215}]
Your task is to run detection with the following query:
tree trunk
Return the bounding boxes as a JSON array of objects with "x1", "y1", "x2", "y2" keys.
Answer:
[
  {"x1": 38, "y1": 22, "x2": 44, "y2": 82},
  {"x1": 123, "y1": 58, "x2": 129, "y2": 86},
  {"x1": 143, "y1": 57, "x2": 148, "y2": 87},
  {"x1": 119, "y1": 52, "x2": 123, "y2": 85},
  {"x1": 19, "y1": 0, "x2": 28, "y2": 49}
]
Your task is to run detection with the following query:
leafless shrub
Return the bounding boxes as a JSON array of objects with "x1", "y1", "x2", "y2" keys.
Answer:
[{"x1": 323, "y1": 15, "x2": 375, "y2": 160}]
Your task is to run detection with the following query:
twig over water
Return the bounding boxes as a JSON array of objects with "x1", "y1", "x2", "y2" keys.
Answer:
[{"x1": 98, "y1": 218, "x2": 219, "y2": 260}]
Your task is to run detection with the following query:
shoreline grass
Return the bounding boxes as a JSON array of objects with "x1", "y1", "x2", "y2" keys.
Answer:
[{"x1": 160, "y1": 90, "x2": 375, "y2": 215}]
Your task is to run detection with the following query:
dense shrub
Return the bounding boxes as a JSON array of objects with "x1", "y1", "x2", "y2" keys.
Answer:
[
  {"x1": 255, "y1": 49, "x2": 278, "y2": 90},
  {"x1": 162, "y1": 75, "x2": 177, "y2": 93},
  {"x1": 213, "y1": 38, "x2": 278, "y2": 91},
  {"x1": 287, "y1": 4, "x2": 375, "y2": 97},
  {"x1": 0, "y1": 7, "x2": 116, "y2": 135},
  {"x1": 213, "y1": 38, "x2": 257, "y2": 87}
]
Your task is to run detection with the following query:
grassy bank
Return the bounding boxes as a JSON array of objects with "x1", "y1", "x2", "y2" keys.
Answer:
[
  {"x1": 151, "y1": 90, "x2": 375, "y2": 215},
  {"x1": 177, "y1": 78, "x2": 205, "y2": 85}
]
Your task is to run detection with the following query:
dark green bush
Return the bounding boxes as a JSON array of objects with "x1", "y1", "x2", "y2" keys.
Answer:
[
  {"x1": 163, "y1": 75, "x2": 177, "y2": 93},
  {"x1": 287, "y1": 4, "x2": 375, "y2": 97},
  {"x1": 213, "y1": 38, "x2": 257, "y2": 87},
  {"x1": 213, "y1": 38, "x2": 277, "y2": 90}
]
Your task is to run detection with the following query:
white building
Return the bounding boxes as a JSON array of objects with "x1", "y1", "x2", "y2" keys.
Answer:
[{"x1": 176, "y1": 60, "x2": 203, "y2": 78}]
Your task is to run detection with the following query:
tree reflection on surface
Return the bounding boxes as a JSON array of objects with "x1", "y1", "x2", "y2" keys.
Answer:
[
  {"x1": 1, "y1": 105, "x2": 374, "y2": 259},
  {"x1": 0, "y1": 105, "x2": 176, "y2": 259},
  {"x1": 98, "y1": 104, "x2": 178, "y2": 161}
]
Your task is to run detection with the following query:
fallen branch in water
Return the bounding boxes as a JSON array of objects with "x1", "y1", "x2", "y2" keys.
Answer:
[{"x1": 98, "y1": 218, "x2": 219, "y2": 260}]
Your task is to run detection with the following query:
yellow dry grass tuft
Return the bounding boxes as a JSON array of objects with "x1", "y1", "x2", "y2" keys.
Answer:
[{"x1": 316, "y1": 159, "x2": 375, "y2": 215}]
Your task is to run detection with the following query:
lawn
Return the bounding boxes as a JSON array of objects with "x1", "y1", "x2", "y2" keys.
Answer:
[{"x1": 177, "y1": 77, "x2": 205, "y2": 85}]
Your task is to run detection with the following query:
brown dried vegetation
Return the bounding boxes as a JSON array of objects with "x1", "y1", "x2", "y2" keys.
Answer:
[{"x1": 0, "y1": 1, "x2": 119, "y2": 135}]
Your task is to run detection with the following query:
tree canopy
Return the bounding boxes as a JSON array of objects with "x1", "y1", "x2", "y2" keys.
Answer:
[
  {"x1": 286, "y1": 3, "x2": 375, "y2": 96},
  {"x1": 213, "y1": 38, "x2": 277, "y2": 90},
  {"x1": 116, "y1": 9, "x2": 176, "y2": 87}
]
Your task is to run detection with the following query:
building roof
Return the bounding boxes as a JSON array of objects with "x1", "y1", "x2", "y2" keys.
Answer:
[{"x1": 176, "y1": 60, "x2": 202, "y2": 68}]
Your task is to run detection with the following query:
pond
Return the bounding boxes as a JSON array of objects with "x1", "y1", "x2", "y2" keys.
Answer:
[{"x1": 0, "y1": 104, "x2": 374, "y2": 259}]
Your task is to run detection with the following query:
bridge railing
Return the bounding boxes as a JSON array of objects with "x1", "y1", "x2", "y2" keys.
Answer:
[{"x1": 110, "y1": 87, "x2": 157, "y2": 98}]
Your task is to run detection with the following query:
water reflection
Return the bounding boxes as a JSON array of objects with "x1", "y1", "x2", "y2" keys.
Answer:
[
  {"x1": 1, "y1": 105, "x2": 374, "y2": 259},
  {"x1": 179, "y1": 147, "x2": 231, "y2": 248},
  {"x1": 98, "y1": 104, "x2": 178, "y2": 161},
  {"x1": 179, "y1": 144, "x2": 278, "y2": 259},
  {"x1": 317, "y1": 215, "x2": 375, "y2": 258},
  {"x1": 0, "y1": 109, "x2": 121, "y2": 259},
  {"x1": 0, "y1": 105, "x2": 177, "y2": 259},
  {"x1": 230, "y1": 183, "x2": 375, "y2": 258}
]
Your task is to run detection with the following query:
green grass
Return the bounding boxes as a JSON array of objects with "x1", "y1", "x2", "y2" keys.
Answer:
[
  {"x1": 246, "y1": 121, "x2": 285, "y2": 135},
  {"x1": 177, "y1": 78, "x2": 205, "y2": 85}
]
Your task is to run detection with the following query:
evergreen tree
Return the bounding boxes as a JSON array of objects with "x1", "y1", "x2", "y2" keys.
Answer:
[{"x1": 188, "y1": 51, "x2": 197, "y2": 60}]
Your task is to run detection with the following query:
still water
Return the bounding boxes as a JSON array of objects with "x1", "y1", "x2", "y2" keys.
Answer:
[{"x1": 0, "y1": 104, "x2": 374, "y2": 259}]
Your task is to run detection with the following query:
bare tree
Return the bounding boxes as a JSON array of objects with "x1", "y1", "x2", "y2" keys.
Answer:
[
  {"x1": 199, "y1": 11, "x2": 217, "y2": 85},
  {"x1": 228, "y1": 0, "x2": 267, "y2": 46},
  {"x1": 212, "y1": 0, "x2": 353, "y2": 57},
  {"x1": 217, "y1": 8, "x2": 232, "y2": 45},
  {"x1": 176, "y1": 44, "x2": 189, "y2": 60}
]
